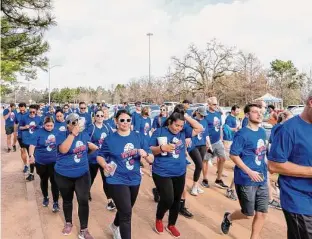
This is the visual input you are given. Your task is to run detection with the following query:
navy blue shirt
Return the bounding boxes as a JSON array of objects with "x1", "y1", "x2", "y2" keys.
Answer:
[
  {"x1": 104, "y1": 118, "x2": 116, "y2": 131},
  {"x1": 15, "y1": 111, "x2": 27, "y2": 139},
  {"x1": 152, "y1": 116, "x2": 167, "y2": 129},
  {"x1": 230, "y1": 127, "x2": 267, "y2": 186},
  {"x1": 139, "y1": 116, "x2": 152, "y2": 141},
  {"x1": 98, "y1": 131, "x2": 151, "y2": 186},
  {"x1": 29, "y1": 128, "x2": 58, "y2": 165},
  {"x1": 54, "y1": 120, "x2": 67, "y2": 132},
  {"x1": 56, "y1": 131, "x2": 91, "y2": 178},
  {"x1": 205, "y1": 111, "x2": 222, "y2": 144},
  {"x1": 77, "y1": 112, "x2": 92, "y2": 130},
  {"x1": 20, "y1": 115, "x2": 43, "y2": 145},
  {"x1": 3, "y1": 109, "x2": 16, "y2": 127},
  {"x1": 268, "y1": 116, "x2": 312, "y2": 215},
  {"x1": 268, "y1": 123, "x2": 282, "y2": 144},
  {"x1": 131, "y1": 112, "x2": 141, "y2": 132},
  {"x1": 150, "y1": 127, "x2": 187, "y2": 177},
  {"x1": 242, "y1": 117, "x2": 248, "y2": 128}
]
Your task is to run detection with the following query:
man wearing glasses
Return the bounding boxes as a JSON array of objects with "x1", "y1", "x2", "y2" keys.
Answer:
[{"x1": 76, "y1": 102, "x2": 92, "y2": 132}]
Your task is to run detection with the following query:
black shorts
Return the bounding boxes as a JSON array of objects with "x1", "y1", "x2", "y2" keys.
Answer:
[
  {"x1": 235, "y1": 184, "x2": 269, "y2": 216},
  {"x1": 17, "y1": 138, "x2": 29, "y2": 152},
  {"x1": 5, "y1": 125, "x2": 14, "y2": 135},
  {"x1": 283, "y1": 210, "x2": 312, "y2": 239}
]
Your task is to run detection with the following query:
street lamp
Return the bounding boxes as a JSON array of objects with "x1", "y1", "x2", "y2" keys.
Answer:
[
  {"x1": 146, "y1": 33, "x2": 153, "y2": 84},
  {"x1": 48, "y1": 65, "x2": 62, "y2": 105}
]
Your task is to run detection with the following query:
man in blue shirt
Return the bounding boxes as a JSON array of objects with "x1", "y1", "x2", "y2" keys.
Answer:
[
  {"x1": 268, "y1": 91, "x2": 312, "y2": 239},
  {"x1": 131, "y1": 101, "x2": 142, "y2": 132},
  {"x1": 221, "y1": 103, "x2": 269, "y2": 238},
  {"x1": 3, "y1": 103, "x2": 17, "y2": 152}
]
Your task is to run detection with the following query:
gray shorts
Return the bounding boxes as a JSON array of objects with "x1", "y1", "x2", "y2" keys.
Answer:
[
  {"x1": 204, "y1": 140, "x2": 226, "y2": 160},
  {"x1": 235, "y1": 184, "x2": 269, "y2": 216}
]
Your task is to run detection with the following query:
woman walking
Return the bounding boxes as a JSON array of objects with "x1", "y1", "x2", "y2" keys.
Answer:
[
  {"x1": 54, "y1": 109, "x2": 67, "y2": 132},
  {"x1": 151, "y1": 105, "x2": 168, "y2": 132}
]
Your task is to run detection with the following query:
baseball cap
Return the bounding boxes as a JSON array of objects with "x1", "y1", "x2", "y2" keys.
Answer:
[
  {"x1": 197, "y1": 106, "x2": 207, "y2": 116},
  {"x1": 66, "y1": 113, "x2": 79, "y2": 124}
]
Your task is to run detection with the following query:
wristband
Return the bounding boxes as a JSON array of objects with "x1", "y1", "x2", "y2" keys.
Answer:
[{"x1": 160, "y1": 145, "x2": 164, "y2": 153}]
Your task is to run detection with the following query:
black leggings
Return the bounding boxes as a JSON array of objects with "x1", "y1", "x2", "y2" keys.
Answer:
[
  {"x1": 35, "y1": 162, "x2": 59, "y2": 202},
  {"x1": 55, "y1": 172, "x2": 90, "y2": 230},
  {"x1": 189, "y1": 145, "x2": 206, "y2": 182},
  {"x1": 110, "y1": 184, "x2": 140, "y2": 239},
  {"x1": 153, "y1": 173, "x2": 186, "y2": 226},
  {"x1": 25, "y1": 145, "x2": 35, "y2": 174},
  {"x1": 89, "y1": 163, "x2": 111, "y2": 199}
]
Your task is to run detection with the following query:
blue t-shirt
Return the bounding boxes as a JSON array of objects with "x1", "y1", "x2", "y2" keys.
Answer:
[
  {"x1": 230, "y1": 127, "x2": 267, "y2": 186},
  {"x1": 55, "y1": 131, "x2": 91, "y2": 178},
  {"x1": 104, "y1": 118, "x2": 116, "y2": 131},
  {"x1": 54, "y1": 120, "x2": 67, "y2": 132},
  {"x1": 20, "y1": 115, "x2": 43, "y2": 145},
  {"x1": 150, "y1": 127, "x2": 187, "y2": 177},
  {"x1": 242, "y1": 117, "x2": 248, "y2": 128},
  {"x1": 45, "y1": 112, "x2": 55, "y2": 121},
  {"x1": 29, "y1": 128, "x2": 58, "y2": 165},
  {"x1": 87, "y1": 123, "x2": 110, "y2": 164},
  {"x1": 188, "y1": 118, "x2": 209, "y2": 152},
  {"x1": 131, "y1": 111, "x2": 142, "y2": 132},
  {"x1": 139, "y1": 117, "x2": 152, "y2": 141},
  {"x1": 268, "y1": 123, "x2": 282, "y2": 144},
  {"x1": 3, "y1": 109, "x2": 16, "y2": 127},
  {"x1": 268, "y1": 116, "x2": 312, "y2": 215},
  {"x1": 224, "y1": 114, "x2": 238, "y2": 141},
  {"x1": 152, "y1": 116, "x2": 167, "y2": 129},
  {"x1": 63, "y1": 112, "x2": 70, "y2": 119},
  {"x1": 205, "y1": 111, "x2": 222, "y2": 144},
  {"x1": 15, "y1": 112, "x2": 27, "y2": 139},
  {"x1": 98, "y1": 131, "x2": 151, "y2": 186},
  {"x1": 77, "y1": 112, "x2": 92, "y2": 130}
]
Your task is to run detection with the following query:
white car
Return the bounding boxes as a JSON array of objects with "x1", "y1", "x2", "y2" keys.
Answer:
[
  {"x1": 164, "y1": 102, "x2": 179, "y2": 113},
  {"x1": 290, "y1": 106, "x2": 304, "y2": 116}
]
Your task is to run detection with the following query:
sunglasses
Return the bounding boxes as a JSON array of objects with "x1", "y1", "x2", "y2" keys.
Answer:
[
  {"x1": 29, "y1": 111, "x2": 36, "y2": 114},
  {"x1": 80, "y1": 107, "x2": 86, "y2": 110},
  {"x1": 161, "y1": 109, "x2": 166, "y2": 111},
  {"x1": 96, "y1": 115, "x2": 104, "y2": 118},
  {"x1": 119, "y1": 118, "x2": 131, "y2": 123},
  {"x1": 70, "y1": 120, "x2": 78, "y2": 126}
]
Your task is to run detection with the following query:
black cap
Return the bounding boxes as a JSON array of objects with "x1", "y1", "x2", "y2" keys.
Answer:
[{"x1": 182, "y1": 99, "x2": 191, "y2": 104}]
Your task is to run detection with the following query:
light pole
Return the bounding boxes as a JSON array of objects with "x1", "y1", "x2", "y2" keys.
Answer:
[
  {"x1": 48, "y1": 65, "x2": 62, "y2": 105},
  {"x1": 146, "y1": 33, "x2": 153, "y2": 84}
]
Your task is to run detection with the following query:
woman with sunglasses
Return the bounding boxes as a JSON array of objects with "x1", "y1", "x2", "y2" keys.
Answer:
[
  {"x1": 97, "y1": 109, "x2": 154, "y2": 239},
  {"x1": 150, "y1": 107, "x2": 203, "y2": 237},
  {"x1": 54, "y1": 109, "x2": 67, "y2": 132},
  {"x1": 19, "y1": 104, "x2": 43, "y2": 181},
  {"x1": 87, "y1": 109, "x2": 116, "y2": 210},
  {"x1": 28, "y1": 116, "x2": 60, "y2": 212},
  {"x1": 103, "y1": 107, "x2": 117, "y2": 132},
  {"x1": 54, "y1": 113, "x2": 98, "y2": 239},
  {"x1": 152, "y1": 105, "x2": 168, "y2": 132}
]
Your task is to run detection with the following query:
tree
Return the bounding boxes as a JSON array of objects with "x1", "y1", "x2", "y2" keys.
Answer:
[{"x1": 1, "y1": 0, "x2": 56, "y2": 82}]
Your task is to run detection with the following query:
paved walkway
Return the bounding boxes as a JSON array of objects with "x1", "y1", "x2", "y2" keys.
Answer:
[{"x1": 1, "y1": 120, "x2": 287, "y2": 239}]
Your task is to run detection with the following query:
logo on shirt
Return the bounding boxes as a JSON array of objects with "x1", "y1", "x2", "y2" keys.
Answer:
[
  {"x1": 9, "y1": 112, "x2": 15, "y2": 121},
  {"x1": 198, "y1": 127, "x2": 205, "y2": 140},
  {"x1": 172, "y1": 137, "x2": 182, "y2": 159},
  {"x1": 121, "y1": 143, "x2": 138, "y2": 171},
  {"x1": 73, "y1": 141, "x2": 87, "y2": 163},
  {"x1": 45, "y1": 134, "x2": 56, "y2": 152},
  {"x1": 213, "y1": 117, "x2": 220, "y2": 132},
  {"x1": 59, "y1": 126, "x2": 66, "y2": 131},
  {"x1": 29, "y1": 121, "x2": 36, "y2": 134},
  {"x1": 80, "y1": 117, "x2": 86, "y2": 126},
  {"x1": 255, "y1": 139, "x2": 266, "y2": 166},
  {"x1": 98, "y1": 132, "x2": 107, "y2": 148},
  {"x1": 144, "y1": 122, "x2": 150, "y2": 136}
]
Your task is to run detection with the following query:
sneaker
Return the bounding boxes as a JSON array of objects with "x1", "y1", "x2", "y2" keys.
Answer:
[
  {"x1": 109, "y1": 223, "x2": 121, "y2": 239},
  {"x1": 13, "y1": 145, "x2": 17, "y2": 152},
  {"x1": 166, "y1": 225, "x2": 180, "y2": 238},
  {"x1": 62, "y1": 222, "x2": 73, "y2": 235},
  {"x1": 221, "y1": 212, "x2": 232, "y2": 235},
  {"x1": 226, "y1": 189, "x2": 237, "y2": 201},
  {"x1": 78, "y1": 228, "x2": 94, "y2": 239},
  {"x1": 26, "y1": 174, "x2": 34, "y2": 181},
  {"x1": 42, "y1": 197, "x2": 49, "y2": 207},
  {"x1": 7, "y1": 148, "x2": 11, "y2": 153},
  {"x1": 269, "y1": 199, "x2": 282, "y2": 210},
  {"x1": 107, "y1": 200, "x2": 116, "y2": 211},
  {"x1": 215, "y1": 179, "x2": 228, "y2": 189},
  {"x1": 152, "y1": 188, "x2": 160, "y2": 202},
  {"x1": 155, "y1": 219, "x2": 164, "y2": 234},
  {"x1": 190, "y1": 186, "x2": 198, "y2": 196},
  {"x1": 179, "y1": 207, "x2": 193, "y2": 219},
  {"x1": 197, "y1": 186, "x2": 204, "y2": 194},
  {"x1": 201, "y1": 179, "x2": 210, "y2": 188},
  {"x1": 52, "y1": 202, "x2": 60, "y2": 212},
  {"x1": 23, "y1": 165, "x2": 29, "y2": 173}
]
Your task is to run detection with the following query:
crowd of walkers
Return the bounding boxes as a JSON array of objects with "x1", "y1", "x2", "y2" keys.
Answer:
[{"x1": 2, "y1": 92, "x2": 312, "y2": 239}]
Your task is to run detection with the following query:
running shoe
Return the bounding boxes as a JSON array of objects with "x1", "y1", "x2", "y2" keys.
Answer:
[
  {"x1": 190, "y1": 186, "x2": 198, "y2": 196},
  {"x1": 221, "y1": 212, "x2": 232, "y2": 235},
  {"x1": 215, "y1": 179, "x2": 228, "y2": 189},
  {"x1": 226, "y1": 189, "x2": 237, "y2": 201},
  {"x1": 201, "y1": 179, "x2": 210, "y2": 188},
  {"x1": 107, "y1": 200, "x2": 116, "y2": 211},
  {"x1": 52, "y1": 202, "x2": 60, "y2": 212},
  {"x1": 7, "y1": 148, "x2": 11, "y2": 153},
  {"x1": 23, "y1": 165, "x2": 29, "y2": 173},
  {"x1": 179, "y1": 207, "x2": 193, "y2": 219},
  {"x1": 269, "y1": 199, "x2": 282, "y2": 210},
  {"x1": 62, "y1": 222, "x2": 73, "y2": 235},
  {"x1": 109, "y1": 223, "x2": 121, "y2": 239},
  {"x1": 12, "y1": 145, "x2": 17, "y2": 152},
  {"x1": 155, "y1": 219, "x2": 164, "y2": 234},
  {"x1": 42, "y1": 197, "x2": 49, "y2": 207},
  {"x1": 26, "y1": 174, "x2": 34, "y2": 181},
  {"x1": 166, "y1": 225, "x2": 180, "y2": 238},
  {"x1": 78, "y1": 228, "x2": 94, "y2": 239},
  {"x1": 197, "y1": 186, "x2": 204, "y2": 194},
  {"x1": 152, "y1": 188, "x2": 160, "y2": 202}
]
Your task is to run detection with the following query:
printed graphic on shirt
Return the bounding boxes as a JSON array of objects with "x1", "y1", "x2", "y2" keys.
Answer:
[
  {"x1": 46, "y1": 134, "x2": 56, "y2": 152},
  {"x1": 59, "y1": 126, "x2": 66, "y2": 131},
  {"x1": 98, "y1": 132, "x2": 107, "y2": 148},
  {"x1": 213, "y1": 117, "x2": 220, "y2": 132},
  {"x1": 80, "y1": 117, "x2": 86, "y2": 126},
  {"x1": 29, "y1": 121, "x2": 36, "y2": 134},
  {"x1": 73, "y1": 141, "x2": 86, "y2": 163},
  {"x1": 172, "y1": 137, "x2": 182, "y2": 159},
  {"x1": 121, "y1": 143, "x2": 138, "y2": 171},
  {"x1": 255, "y1": 139, "x2": 266, "y2": 166},
  {"x1": 198, "y1": 127, "x2": 205, "y2": 140},
  {"x1": 9, "y1": 112, "x2": 15, "y2": 121},
  {"x1": 144, "y1": 122, "x2": 150, "y2": 135}
]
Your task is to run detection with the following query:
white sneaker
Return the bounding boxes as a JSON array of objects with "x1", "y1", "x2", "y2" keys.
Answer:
[
  {"x1": 109, "y1": 223, "x2": 121, "y2": 239},
  {"x1": 197, "y1": 186, "x2": 204, "y2": 194},
  {"x1": 190, "y1": 186, "x2": 198, "y2": 196}
]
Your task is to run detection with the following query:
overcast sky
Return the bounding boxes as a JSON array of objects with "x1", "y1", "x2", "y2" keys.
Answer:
[{"x1": 26, "y1": 0, "x2": 312, "y2": 90}]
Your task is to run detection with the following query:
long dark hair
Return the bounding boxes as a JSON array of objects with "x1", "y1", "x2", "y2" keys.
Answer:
[
  {"x1": 115, "y1": 109, "x2": 131, "y2": 119},
  {"x1": 163, "y1": 112, "x2": 185, "y2": 127}
]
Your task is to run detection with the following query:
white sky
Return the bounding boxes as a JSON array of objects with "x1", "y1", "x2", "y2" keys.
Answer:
[{"x1": 27, "y1": 0, "x2": 312, "y2": 90}]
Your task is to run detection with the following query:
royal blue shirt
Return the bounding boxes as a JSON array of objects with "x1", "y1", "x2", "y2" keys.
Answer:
[
  {"x1": 152, "y1": 116, "x2": 167, "y2": 129},
  {"x1": 104, "y1": 118, "x2": 116, "y2": 131},
  {"x1": 131, "y1": 111, "x2": 142, "y2": 132},
  {"x1": 268, "y1": 116, "x2": 312, "y2": 215},
  {"x1": 87, "y1": 123, "x2": 110, "y2": 164},
  {"x1": 55, "y1": 131, "x2": 91, "y2": 178},
  {"x1": 205, "y1": 111, "x2": 222, "y2": 144},
  {"x1": 242, "y1": 117, "x2": 248, "y2": 128},
  {"x1": 98, "y1": 131, "x2": 151, "y2": 186},
  {"x1": 77, "y1": 112, "x2": 92, "y2": 130},
  {"x1": 188, "y1": 118, "x2": 208, "y2": 153},
  {"x1": 230, "y1": 127, "x2": 267, "y2": 186},
  {"x1": 139, "y1": 117, "x2": 152, "y2": 141},
  {"x1": 150, "y1": 127, "x2": 187, "y2": 177},
  {"x1": 63, "y1": 112, "x2": 71, "y2": 119},
  {"x1": 15, "y1": 111, "x2": 27, "y2": 138},
  {"x1": 29, "y1": 128, "x2": 58, "y2": 165},
  {"x1": 20, "y1": 115, "x2": 43, "y2": 145},
  {"x1": 225, "y1": 114, "x2": 238, "y2": 141},
  {"x1": 54, "y1": 120, "x2": 67, "y2": 132},
  {"x1": 3, "y1": 109, "x2": 16, "y2": 127},
  {"x1": 268, "y1": 123, "x2": 282, "y2": 144}
]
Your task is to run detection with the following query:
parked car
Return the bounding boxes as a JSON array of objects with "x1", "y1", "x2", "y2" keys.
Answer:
[
  {"x1": 150, "y1": 110, "x2": 160, "y2": 126},
  {"x1": 286, "y1": 105, "x2": 304, "y2": 111},
  {"x1": 290, "y1": 106, "x2": 304, "y2": 116}
]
